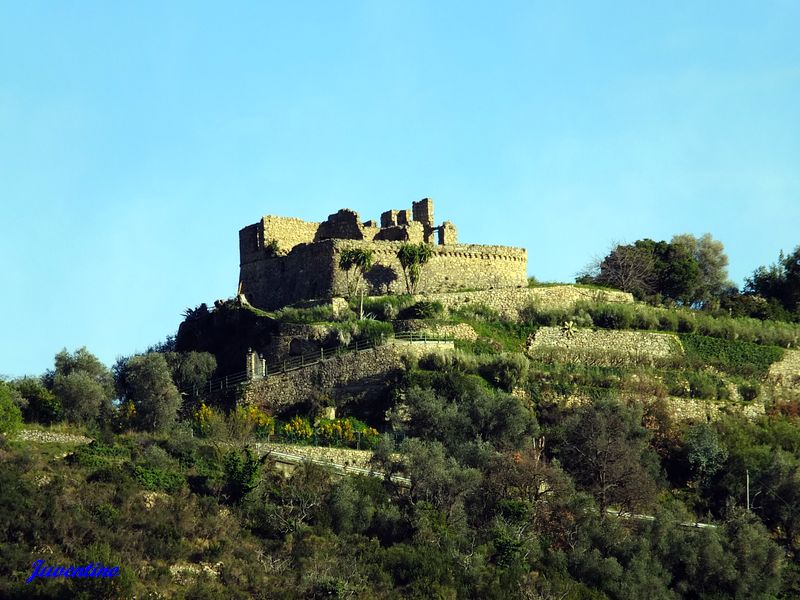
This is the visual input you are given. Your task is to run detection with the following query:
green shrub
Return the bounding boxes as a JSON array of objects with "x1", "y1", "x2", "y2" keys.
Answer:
[
  {"x1": 131, "y1": 465, "x2": 186, "y2": 492},
  {"x1": 685, "y1": 371, "x2": 717, "y2": 399},
  {"x1": 738, "y1": 382, "x2": 761, "y2": 401},
  {"x1": 398, "y1": 300, "x2": 444, "y2": 320},
  {"x1": 0, "y1": 382, "x2": 23, "y2": 435},
  {"x1": 358, "y1": 295, "x2": 414, "y2": 321},
  {"x1": 681, "y1": 334, "x2": 784, "y2": 378},
  {"x1": 676, "y1": 312, "x2": 697, "y2": 333},
  {"x1": 273, "y1": 304, "x2": 337, "y2": 323},
  {"x1": 13, "y1": 377, "x2": 62, "y2": 424},
  {"x1": 478, "y1": 353, "x2": 529, "y2": 391},
  {"x1": 453, "y1": 303, "x2": 501, "y2": 322},
  {"x1": 72, "y1": 441, "x2": 130, "y2": 469},
  {"x1": 520, "y1": 302, "x2": 571, "y2": 326},
  {"x1": 355, "y1": 319, "x2": 394, "y2": 343},
  {"x1": 591, "y1": 304, "x2": 634, "y2": 329},
  {"x1": 632, "y1": 309, "x2": 660, "y2": 331},
  {"x1": 657, "y1": 312, "x2": 679, "y2": 332}
]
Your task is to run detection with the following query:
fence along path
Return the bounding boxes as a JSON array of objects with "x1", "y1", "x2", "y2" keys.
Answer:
[{"x1": 184, "y1": 331, "x2": 453, "y2": 395}]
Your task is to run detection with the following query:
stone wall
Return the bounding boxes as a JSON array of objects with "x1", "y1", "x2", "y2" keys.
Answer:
[
  {"x1": 240, "y1": 240, "x2": 337, "y2": 310},
  {"x1": 241, "y1": 237, "x2": 528, "y2": 310},
  {"x1": 395, "y1": 320, "x2": 479, "y2": 341},
  {"x1": 768, "y1": 349, "x2": 800, "y2": 391},
  {"x1": 565, "y1": 394, "x2": 765, "y2": 422},
  {"x1": 242, "y1": 345, "x2": 408, "y2": 413},
  {"x1": 238, "y1": 199, "x2": 527, "y2": 311},
  {"x1": 239, "y1": 216, "x2": 320, "y2": 261},
  {"x1": 527, "y1": 327, "x2": 682, "y2": 365},
  {"x1": 253, "y1": 442, "x2": 376, "y2": 469},
  {"x1": 242, "y1": 341, "x2": 455, "y2": 413},
  {"x1": 413, "y1": 286, "x2": 633, "y2": 321},
  {"x1": 330, "y1": 239, "x2": 528, "y2": 299}
]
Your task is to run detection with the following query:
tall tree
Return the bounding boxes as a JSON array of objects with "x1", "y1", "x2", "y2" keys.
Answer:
[
  {"x1": 339, "y1": 247, "x2": 374, "y2": 319},
  {"x1": 745, "y1": 245, "x2": 800, "y2": 316},
  {"x1": 397, "y1": 243, "x2": 433, "y2": 294},
  {"x1": 555, "y1": 399, "x2": 658, "y2": 514},
  {"x1": 581, "y1": 241, "x2": 656, "y2": 298},
  {"x1": 671, "y1": 233, "x2": 731, "y2": 306},
  {"x1": 162, "y1": 351, "x2": 217, "y2": 394},
  {"x1": 50, "y1": 347, "x2": 115, "y2": 425},
  {"x1": 579, "y1": 238, "x2": 702, "y2": 304},
  {"x1": 120, "y1": 353, "x2": 182, "y2": 432},
  {"x1": 0, "y1": 381, "x2": 23, "y2": 435}
]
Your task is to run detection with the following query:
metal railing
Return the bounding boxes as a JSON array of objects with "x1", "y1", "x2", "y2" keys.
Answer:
[{"x1": 183, "y1": 331, "x2": 454, "y2": 395}]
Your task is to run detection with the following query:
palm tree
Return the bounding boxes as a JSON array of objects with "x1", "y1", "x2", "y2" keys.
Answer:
[
  {"x1": 397, "y1": 243, "x2": 433, "y2": 294},
  {"x1": 339, "y1": 248, "x2": 374, "y2": 319}
]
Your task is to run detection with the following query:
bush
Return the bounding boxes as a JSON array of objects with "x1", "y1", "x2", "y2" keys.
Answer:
[
  {"x1": 398, "y1": 300, "x2": 444, "y2": 320},
  {"x1": 0, "y1": 382, "x2": 23, "y2": 435},
  {"x1": 193, "y1": 402, "x2": 225, "y2": 438},
  {"x1": 681, "y1": 334, "x2": 784, "y2": 378},
  {"x1": 478, "y1": 353, "x2": 529, "y2": 392},
  {"x1": 358, "y1": 295, "x2": 414, "y2": 321},
  {"x1": 738, "y1": 382, "x2": 761, "y2": 402},
  {"x1": 131, "y1": 465, "x2": 186, "y2": 492},
  {"x1": 657, "y1": 311, "x2": 679, "y2": 332},
  {"x1": 273, "y1": 304, "x2": 337, "y2": 323},
  {"x1": 632, "y1": 309, "x2": 660, "y2": 331},
  {"x1": 591, "y1": 304, "x2": 634, "y2": 329},
  {"x1": 282, "y1": 416, "x2": 313, "y2": 442},
  {"x1": 72, "y1": 441, "x2": 130, "y2": 469},
  {"x1": 677, "y1": 312, "x2": 697, "y2": 333},
  {"x1": 685, "y1": 371, "x2": 718, "y2": 399},
  {"x1": 355, "y1": 319, "x2": 394, "y2": 343},
  {"x1": 314, "y1": 417, "x2": 379, "y2": 448},
  {"x1": 236, "y1": 405, "x2": 275, "y2": 439},
  {"x1": 13, "y1": 377, "x2": 62, "y2": 424}
]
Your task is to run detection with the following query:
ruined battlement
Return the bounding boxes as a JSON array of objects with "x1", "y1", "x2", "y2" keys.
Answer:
[{"x1": 238, "y1": 198, "x2": 528, "y2": 310}]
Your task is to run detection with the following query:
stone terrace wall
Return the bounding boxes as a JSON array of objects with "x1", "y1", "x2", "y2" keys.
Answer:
[
  {"x1": 565, "y1": 394, "x2": 765, "y2": 422},
  {"x1": 768, "y1": 349, "x2": 800, "y2": 392},
  {"x1": 527, "y1": 327, "x2": 682, "y2": 364},
  {"x1": 253, "y1": 443, "x2": 375, "y2": 470},
  {"x1": 415, "y1": 286, "x2": 633, "y2": 321},
  {"x1": 242, "y1": 342, "x2": 454, "y2": 413},
  {"x1": 242, "y1": 345, "x2": 407, "y2": 413}
]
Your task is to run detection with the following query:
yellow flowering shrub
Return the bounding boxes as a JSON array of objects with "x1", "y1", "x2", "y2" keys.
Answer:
[
  {"x1": 282, "y1": 416, "x2": 313, "y2": 441},
  {"x1": 243, "y1": 405, "x2": 275, "y2": 438},
  {"x1": 193, "y1": 402, "x2": 216, "y2": 437}
]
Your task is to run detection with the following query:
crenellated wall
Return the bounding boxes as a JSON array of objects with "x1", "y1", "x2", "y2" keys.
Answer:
[
  {"x1": 240, "y1": 238, "x2": 528, "y2": 310},
  {"x1": 238, "y1": 199, "x2": 529, "y2": 311}
]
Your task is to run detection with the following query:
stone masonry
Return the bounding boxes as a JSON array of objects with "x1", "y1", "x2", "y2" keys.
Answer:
[{"x1": 238, "y1": 198, "x2": 528, "y2": 310}]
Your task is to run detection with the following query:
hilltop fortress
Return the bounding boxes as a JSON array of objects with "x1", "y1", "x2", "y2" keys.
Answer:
[{"x1": 238, "y1": 198, "x2": 528, "y2": 310}]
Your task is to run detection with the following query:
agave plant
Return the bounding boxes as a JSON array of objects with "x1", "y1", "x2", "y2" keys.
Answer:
[{"x1": 561, "y1": 320, "x2": 577, "y2": 339}]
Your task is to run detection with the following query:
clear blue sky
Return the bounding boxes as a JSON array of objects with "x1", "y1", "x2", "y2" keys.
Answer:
[{"x1": 2, "y1": 2, "x2": 798, "y2": 377}]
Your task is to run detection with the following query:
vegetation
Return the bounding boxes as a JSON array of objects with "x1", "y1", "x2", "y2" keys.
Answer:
[
  {"x1": 339, "y1": 247, "x2": 375, "y2": 319},
  {"x1": 3, "y1": 235, "x2": 800, "y2": 597},
  {"x1": 397, "y1": 242, "x2": 433, "y2": 294},
  {"x1": 522, "y1": 300, "x2": 800, "y2": 348},
  {"x1": 0, "y1": 381, "x2": 23, "y2": 435}
]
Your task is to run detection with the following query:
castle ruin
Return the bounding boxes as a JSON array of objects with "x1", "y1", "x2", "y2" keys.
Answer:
[{"x1": 238, "y1": 198, "x2": 527, "y2": 310}]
